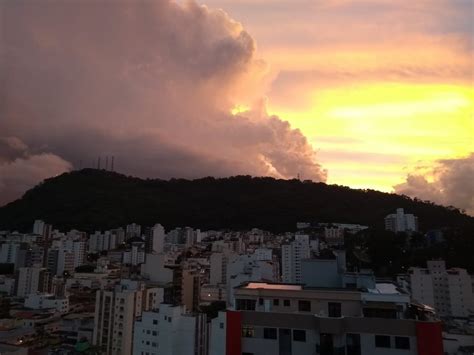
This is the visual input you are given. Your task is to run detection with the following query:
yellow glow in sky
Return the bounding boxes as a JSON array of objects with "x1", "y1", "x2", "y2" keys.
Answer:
[{"x1": 268, "y1": 83, "x2": 474, "y2": 191}]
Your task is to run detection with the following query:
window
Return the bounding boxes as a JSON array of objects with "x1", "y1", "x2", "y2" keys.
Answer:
[
  {"x1": 219, "y1": 322, "x2": 224, "y2": 329},
  {"x1": 273, "y1": 299, "x2": 279, "y2": 306},
  {"x1": 242, "y1": 326, "x2": 254, "y2": 338},
  {"x1": 258, "y1": 298, "x2": 264, "y2": 306},
  {"x1": 283, "y1": 299, "x2": 290, "y2": 307},
  {"x1": 395, "y1": 337, "x2": 410, "y2": 349},
  {"x1": 152, "y1": 319, "x2": 158, "y2": 325},
  {"x1": 152, "y1": 331, "x2": 157, "y2": 336},
  {"x1": 236, "y1": 299, "x2": 257, "y2": 311},
  {"x1": 293, "y1": 329, "x2": 306, "y2": 342},
  {"x1": 298, "y1": 300, "x2": 311, "y2": 312},
  {"x1": 375, "y1": 335, "x2": 391, "y2": 348},
  {"x1": 263, "y1": 328, "x2": 277, "y2": 339},
  {"x1": 328, "y1": 302, "x2": 341, "y2": 317},
  {"x1": 168, "y1": 317, "x2": 172, "y2": 323},
  {"x1": 152, "y1": 342, "x2": 157, "y2": 347}
]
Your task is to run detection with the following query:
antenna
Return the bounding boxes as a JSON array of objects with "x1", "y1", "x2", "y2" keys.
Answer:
[
  {"x1": 98, "y1": 156, "x2": 101, "y2": 170},
  {"x1": 111, "y1": 156, "x2": 115, "y2": 171},
  {"x1": 105, "y1": 156, "x2": 109, "y2": 171}
]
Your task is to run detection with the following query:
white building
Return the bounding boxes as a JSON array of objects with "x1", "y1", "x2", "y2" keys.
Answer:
[
  {"x1": 16, "y1": 267, "x2": 49, "y2": 298},
  {"x1": 384, "y1": 208, "x2": 418, "y2": 233},
  {"x1": 24, "y1": 293, "x2": 69, "y2": 313},
  {"x1": 89, "y1": 231, "x2": 118, "y2": 253},
  {"x1": 0, "y1": 242, "x2": 20, "y2": 264},
  {"x1": 151, "y1": 223, "x2": 165, "y2": 254},
  {"x1": 140, "y1": 253, "x2": 174, "y2": 283},
  {"x1": 133, "y1": 304, "x2": 208, "y2": 355},
  {"x1": 226, "y1": 254, "x2": 279, "y2": 306},
  {"x1": 282, "y1": 234, "x2": 310, "y2": 283},
  {"x1": 92, "y1": 280, "x2": 162, "y2": 355},
  {"x1": 32, "y1": 220, "x2": 46, "y2": 235},
  {"x1": 401, "y1": 260, "x2": 474, "y2": 318},
  {"x1": 122, "y1": 244, "x2": 145, "y2": 266}
]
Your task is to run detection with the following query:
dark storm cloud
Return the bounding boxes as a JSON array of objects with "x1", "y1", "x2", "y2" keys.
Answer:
[{"x1": 0, "y1": 0, "x2": 326, "y2": 206}]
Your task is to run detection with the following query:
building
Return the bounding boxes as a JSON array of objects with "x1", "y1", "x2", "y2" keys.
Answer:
[
  {"x1": 282, "y1": 234, "x2": 310, "y2": 283},
  {"x1": 16, "y1": 267, "x2": 50, "y2": 298},
  {"x1": 400, "y1": 260, "x2": 474, "y2": 318},
  {"x1": 182, "y1": 269, "x2": 202, "y2": 313},
  {"x1": 324, "y1": 226, "x2": 345, "y2": 246},
  {"x1": 126, "y1": 223, "x2": 142, "y2": 239},
  {"x1": 210, "y1": 281, "x2": 444, "y2": 355},
  {"x1": 149, "y1": 223, "x2": 165, "y2": 254},
  {"x1": 133, "y1": 304, "x2": 208, "y2": 355},
  {"x1": 0, "y1": 242, "x2": 21, "y2": 264},
  {"x1": 24, "y1": 293, "x2": 69, "y2": 313},
  {"x1": 92, "y1": 279, "x2": 163, "y2": 355},
  {"x1": 385, "y1": 208, "x2": 418, "y2": 233},
  {"x1": 210, "y1": 252, "x2": 229, "y2": 285},
  {"x1": 122, "y1": 243, "x2": 145, "y2": 266}
]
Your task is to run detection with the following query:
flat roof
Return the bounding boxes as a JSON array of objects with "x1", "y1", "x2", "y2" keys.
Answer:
[{"x1": 242, "y1": 282, "x2": 303, "y2": 291}]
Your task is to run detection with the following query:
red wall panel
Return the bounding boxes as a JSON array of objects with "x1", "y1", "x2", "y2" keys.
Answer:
[
  {"x1": 226, "y1": 310, "x2": 242, "y2": 355},
  {"x1": 416, "y1": 321, "x2": 443, "y2": 355}
]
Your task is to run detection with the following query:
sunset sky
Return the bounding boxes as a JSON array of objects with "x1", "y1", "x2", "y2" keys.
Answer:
[
  {"x1": 205, "y1": 0, "x2": 474, "y2": 192},
  {"x1": 0, "y1": 0, "x2": 473, "y2": 213}
]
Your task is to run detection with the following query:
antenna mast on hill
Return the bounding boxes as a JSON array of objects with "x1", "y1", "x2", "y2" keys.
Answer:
[
  {"x1": 111, "y1": 156, "x2": 115, "y2": 171},
  {"x1": 97, "y1": 156, "x2": 101, "y2": 170},
  {"x1": 105, "y1": 156, "x2": 109, "y2": 170}
]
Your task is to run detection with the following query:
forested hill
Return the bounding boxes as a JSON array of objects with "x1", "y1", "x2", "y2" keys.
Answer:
[{"x1": 0, "y1": 169, "x2": 473, "y2": 233}]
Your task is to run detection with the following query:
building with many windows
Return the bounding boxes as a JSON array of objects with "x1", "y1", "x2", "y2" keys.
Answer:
[
  {"x1": 384, "y1": 208, "x2": 418, "y2": 233},
  {"x1": 133, "y1": 304, "x2": 208, "y2": 355},
  {"x1": 282, "y1": 234, "x2": 310, "y2": 283},
  {"x1": 398, "y1": 260, "x2": 474, "y2": 318},
  {"x1": 210, "y1": 281, "x2": 444, "y2": 355}
]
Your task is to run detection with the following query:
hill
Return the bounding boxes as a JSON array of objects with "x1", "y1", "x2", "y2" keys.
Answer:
[{"x1": 0, "y1": 169, "x2": 473, "y2": 233}]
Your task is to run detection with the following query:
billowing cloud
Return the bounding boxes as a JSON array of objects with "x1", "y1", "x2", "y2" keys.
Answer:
[
  {"x1": 394, "y1": 153, "x2": 474, "y2": 215},
  {"x1": 0, "y1": 0, "x2": 326, "y2": 206},
  {"x1": 0, "y1": 153, "x2": 72, "y2": 206}
]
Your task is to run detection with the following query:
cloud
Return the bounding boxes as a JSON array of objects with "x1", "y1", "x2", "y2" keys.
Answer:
[
  {"x1": 0, "y1": 0, "x2": 326, "y2": 206},
  {"x1": 394, "y1": 153, "x2": 474, "y2": 215},
  {"x1": 0, "y1": 152, "x2": 72, "y2": 206}
]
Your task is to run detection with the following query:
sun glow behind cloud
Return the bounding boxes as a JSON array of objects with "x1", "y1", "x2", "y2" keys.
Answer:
[{"x1": 268, "y1": 83, "x2": 473, "y2": 191}]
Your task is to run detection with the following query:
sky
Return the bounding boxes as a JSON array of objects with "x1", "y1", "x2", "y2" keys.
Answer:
[{"x1": 0, "y1": 0, "x2": 473, "y2": 214}]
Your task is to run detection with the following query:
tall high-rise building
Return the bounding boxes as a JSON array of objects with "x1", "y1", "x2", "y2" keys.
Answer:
[
  {"x1": 384, "y1": 208, "x2": 418, "y2": 233},
  {"x1": 210, "y1": 252, "x2": 228, "y2": 285},
  {"x1": 16, "y1": 267, "x2": 50, "y2": 297},
  {"x1": 150, "y1": 223, "x2": 165, "y2": 254},
  {"x1": 282, "y1": 234, "x2": 310, "y2": 283},
  {"x1": 401, "y1": 260, "x2": 474, "y2": 318},
  {"x1": 126, "y1": 223, "x2": 141, "y2": 239},
  {"x1": 92, "y1": 280, "x2": 162, "y2": 355}
]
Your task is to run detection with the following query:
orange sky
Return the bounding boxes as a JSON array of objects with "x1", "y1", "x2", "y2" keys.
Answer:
[{"x1": 205, "y1": 0, "x2": 474, "y2": 192}]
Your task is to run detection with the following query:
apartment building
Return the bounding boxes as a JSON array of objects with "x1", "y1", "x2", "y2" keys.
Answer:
[
  {"x1": 399, "y1": 260, "x2": 474, "y2": 318},
  {"x1": 210, "y1": 281, "x2": 443, "y2": 355},
  {"x1": 133, "y1": 304, "x2": 208, "y2": 355},
  {"x1": 282, "y1": 234, "x2": 310, "y2": 283},
  {"x1": 92, "y1": 280, "x2": 163, "y2": 355}
]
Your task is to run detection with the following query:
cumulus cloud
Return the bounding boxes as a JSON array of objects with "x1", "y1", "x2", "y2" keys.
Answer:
[
  {"x1": 0, "y1": 152, "x2": 72, "y2": 206},
  {"x1": 394, "y1": 153, "x2": 474, "y2": 215},
  {"x1": 0, "y1": 0, "x2": 326, "y2": 206}
]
